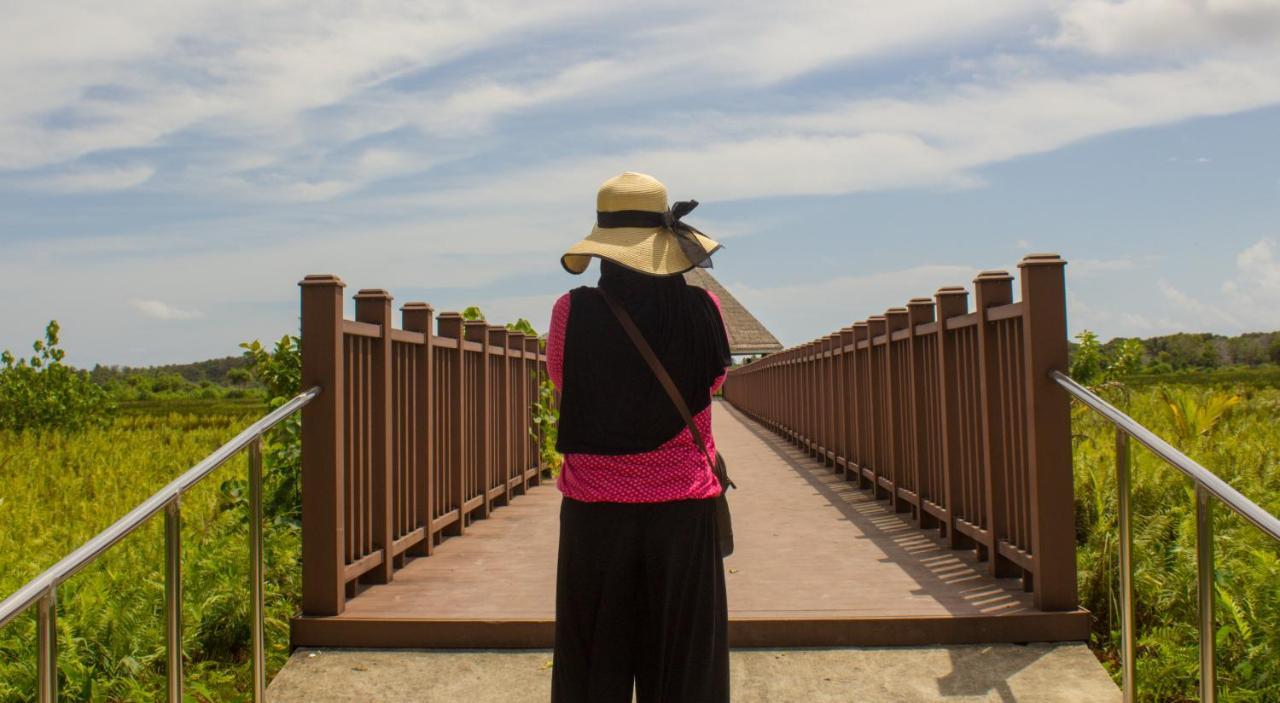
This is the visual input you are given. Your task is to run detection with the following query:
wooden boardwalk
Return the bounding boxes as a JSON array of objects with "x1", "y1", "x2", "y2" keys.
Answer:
[{"x1": 291, "y1": 401, "x2": 1089, "y2": 648}]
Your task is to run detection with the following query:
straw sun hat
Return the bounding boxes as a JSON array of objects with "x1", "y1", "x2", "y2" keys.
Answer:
[{"x1": 560, "y1": 172, "x2": 721, "y2": 276}]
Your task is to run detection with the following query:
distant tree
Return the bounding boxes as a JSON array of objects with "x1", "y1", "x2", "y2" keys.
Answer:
[
  {"x1": 0, "y1": 321, "x2": 111, "y2": 431},
  {"x1": 1270, "y1": 336, "x2": 1280, "y2": 365},
  {"x1": 1227, "y1": 335, "x2": 1268, "y2": 366}
]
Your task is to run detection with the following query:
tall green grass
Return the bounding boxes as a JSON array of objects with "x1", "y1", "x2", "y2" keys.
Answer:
[
  {"x1": 0, "y1": 405, "x2": 307, "y2": 701},
  {"x1": 1074, "y1": 385, "x2": 1280, "y2": 701},
  {"x1": 2, "y1": 382, "x2": 1277, "y2": 700}
]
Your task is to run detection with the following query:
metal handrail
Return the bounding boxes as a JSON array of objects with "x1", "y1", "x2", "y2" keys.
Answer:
[
  {"x1": 1051, "y1": 370, "x2": 1280, "y2": 703},
  {"x1": 0, "y1": 386, "x2": 321, "y2": 703}
]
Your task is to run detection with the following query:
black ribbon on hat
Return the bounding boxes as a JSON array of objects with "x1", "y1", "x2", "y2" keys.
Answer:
[{"x1": 596, "y1": 199, "x2": 714, "y2": 269}]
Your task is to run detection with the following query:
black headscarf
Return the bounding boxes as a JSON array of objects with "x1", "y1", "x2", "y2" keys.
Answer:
[{"x1": 556, "y1": 260, "x2": 733, "y2": 455}]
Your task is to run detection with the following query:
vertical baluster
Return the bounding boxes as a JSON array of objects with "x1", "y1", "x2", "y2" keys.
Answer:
[
  {"x1": 165, "y1": 498, "x2": 182, "y2": 702},
  {"x1": 36, "y1": 587, "x2": 56, "y2": 703},
  {"x1": 1197, "y1": 485, "x2": 1217, "y2": 703},
  {"x1": 299, "y1": 274, "x2": 346, "y2": 615},
  {"x1": 1116, "y1": 429, "x2": 1136, "y2": 703},
  {"x1": 249, "y1": 438, "x2": 266, "y2": 702}
]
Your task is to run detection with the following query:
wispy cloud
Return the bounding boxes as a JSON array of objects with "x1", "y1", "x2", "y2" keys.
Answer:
[
  {"x1": 129, "y1": 299, "x2": 204, "y2": 321},
  {"x1": 30, "y1": 164, "x2": 155, "y2": 192}
]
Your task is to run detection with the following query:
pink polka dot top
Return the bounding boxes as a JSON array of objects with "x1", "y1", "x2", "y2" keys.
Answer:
[{"x1": 547, "y1": 291, "x2": 728, "y2": 503}]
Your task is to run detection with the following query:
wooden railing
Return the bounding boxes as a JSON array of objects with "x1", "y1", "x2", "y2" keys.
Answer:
[
  {"x1": 722, "y1": 254, "x2": 1075, "y2": 611},
  {"x1": 299, "y1": 275, "x2": 547, "y2": 616}
]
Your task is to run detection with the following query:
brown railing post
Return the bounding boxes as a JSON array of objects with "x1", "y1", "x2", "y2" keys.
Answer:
[
  {"x1": 299, "y1": 274, "x2": 346, "y2": 615},
  {"x1": 354, "y1": 289, "x2": 395, "y2": 584},
  {"x1": 974, "y1": 272, "x2": 1018, "y2": 577},
  {"x1": 906, "y1": 298, "x2": 935, "y2": 527},
  {"x1": 508, "y1": 332, "x2": 529, "y2": 495},
  {"x1": 464, "y1": 319, "x2": 492, "y2": 519},
  {"x1": 525, "y1": 335, "x2": 544, "y2": 484},
  {"x1": 866, "y1": 316, "x2": 887, "y2": 500},
  {"x1": 884, "y1": 308, "x2": 909, "y2": 514},
  {"x1": 437, "y1": 312, "x2": 466, "y2": 536},
  {"x1": 838, "y1": 327, "x2": 855, "y2": 481},
  {"x1": 489, "y1": 326, "x2": 512, "y2": 508},
  {"x1": 1019, "y1": 253, "x2": 1076, "y2": 610},
  {"x1": 402, "y1": 302, "x2": 434, "y2": 556},
  {"x1": 934, "y1": 286, "x2": 969, "y2": 549},
  {"x1": 851, "y1": 322, "x2": 870, "y2": 490}
]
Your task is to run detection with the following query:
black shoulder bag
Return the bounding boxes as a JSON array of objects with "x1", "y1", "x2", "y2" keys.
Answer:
[{"x1": 599, "y1": 289, "x2": 736, "y2": 558}]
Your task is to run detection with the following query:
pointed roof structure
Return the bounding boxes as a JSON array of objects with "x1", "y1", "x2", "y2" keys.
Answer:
[{"x1": 683, "y1": 267, "x2": 783, "y2": 355}]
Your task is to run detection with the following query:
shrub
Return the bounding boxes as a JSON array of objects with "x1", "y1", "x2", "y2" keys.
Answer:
[{"x1": 0, "y1": 321, "x2": 111, "y2": 432}]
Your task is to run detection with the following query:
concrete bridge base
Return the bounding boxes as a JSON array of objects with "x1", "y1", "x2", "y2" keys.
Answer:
[{"x1": 267, "y1": 643, "x2": 1119, "y2": 702}]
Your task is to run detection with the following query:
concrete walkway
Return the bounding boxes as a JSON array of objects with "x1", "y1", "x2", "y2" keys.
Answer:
[{"x1": 268, "y1": 644, "x2": 1119, "y2": 702}]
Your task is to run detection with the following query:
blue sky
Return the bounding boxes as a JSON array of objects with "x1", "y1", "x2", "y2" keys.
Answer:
[{"x1": 2, "y1": 0, "x2": 1280, "y2": 367}]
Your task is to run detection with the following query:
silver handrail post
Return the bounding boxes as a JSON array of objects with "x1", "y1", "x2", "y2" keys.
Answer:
[
  {"x1": 1196, "y1": 485, "x2": 1216, "y2": 703},
  {"x1": 249, "y1": 437, "x2": 267, "y2": 702},
  {"x1": 1116, "y1": 429, "x2": 1136, "y2": 703},
  {"x1": 37, "y1": 587, "x2": 57, "y2": 703},
  {"x1": 164, "y1": 498, "x2": 183, "y2": 702}
]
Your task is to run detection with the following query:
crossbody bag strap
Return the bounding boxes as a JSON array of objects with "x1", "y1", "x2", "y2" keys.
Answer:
[{"x1": 598, "y1": 289, "x2": 718, "y2": 473}]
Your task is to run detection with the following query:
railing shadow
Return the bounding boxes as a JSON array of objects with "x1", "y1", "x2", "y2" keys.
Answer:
[{"x1": 719, "y1": 401, "x2": 1033, "y2": 618}]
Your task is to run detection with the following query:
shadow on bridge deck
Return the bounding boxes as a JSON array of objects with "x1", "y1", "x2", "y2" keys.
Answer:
[{"x1": 291, "y1": 401, "x2": 1090, "y2": 649}]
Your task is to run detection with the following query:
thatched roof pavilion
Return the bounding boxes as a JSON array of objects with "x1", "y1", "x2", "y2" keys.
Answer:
[{"x1": 683, "y1": 268, "x2": 783, "y2": 356}]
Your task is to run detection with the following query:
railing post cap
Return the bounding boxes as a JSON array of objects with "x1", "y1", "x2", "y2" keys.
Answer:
[
  {"x1": 886, "y1": 307, "x2": 908, "y2": 315},
  {"x1": 907, "y1": 297, "x2": 933, "y2": 307},
  {"x1": 437, "y1": 311, "x2": 463, "y2": 319},
  {"x1": 1018, "y1": 253, "x2": 1067, "y2": 267},
  {"x1": 974, "y1": 270, "x2": 1014, "y2": 282},
  {"x1": 463, "y1": 318, "x2": 488, "y2": 326},
  {"x1": 852, "y1": 320, "x2": 869, "y2": 328},
  {"x1": 935, "y1": 286, "x2": 967, "y2": 296},
  {"x1": 401, "y1": 301, "x2": 434, "y2": 312},
  {"x1": 353, "y1": 288, "x2": 392, "y2": 300},
  {"x1": 299, "y1": 274, "x2": 345, "y2": 287}
]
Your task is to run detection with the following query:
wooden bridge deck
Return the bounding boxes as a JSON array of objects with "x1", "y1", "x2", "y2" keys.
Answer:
[{"x1": 291, "y1": 401, "x2": 1089, "y2": 649}]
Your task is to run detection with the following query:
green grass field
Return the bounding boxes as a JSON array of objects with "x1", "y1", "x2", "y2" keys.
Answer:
[
  {"x1": 2, "y1": 387, "x2": 1278, "y2": 701},
  {"x1": 0, "y1": 399, "x2": 307, "y2": 702}
]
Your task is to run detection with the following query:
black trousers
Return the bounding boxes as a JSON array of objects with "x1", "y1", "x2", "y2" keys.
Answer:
[{"x1": 552, "y1": 496, "x2": 729, "y2": 703}]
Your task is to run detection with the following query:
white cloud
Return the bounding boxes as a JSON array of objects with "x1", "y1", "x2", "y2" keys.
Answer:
[
  {"x1": 424, "y1": 56, "x2": 1280, "y2": 211},
  {"x1": 129, "y1": 299, "x2": 204, "y2": 321},
  {"x1": 1222, "y1": 238, "x2": 1280, "y2": 327},
  {"x1": 1050, "y1": 0, "x2": 1280, "y2": 58},
  {"x1": 1157, "y1": 279, "x2": 1243, "y2": 330},
  {"x1": 32, "y1": 164, "x2": 155, "y2": 192}
]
